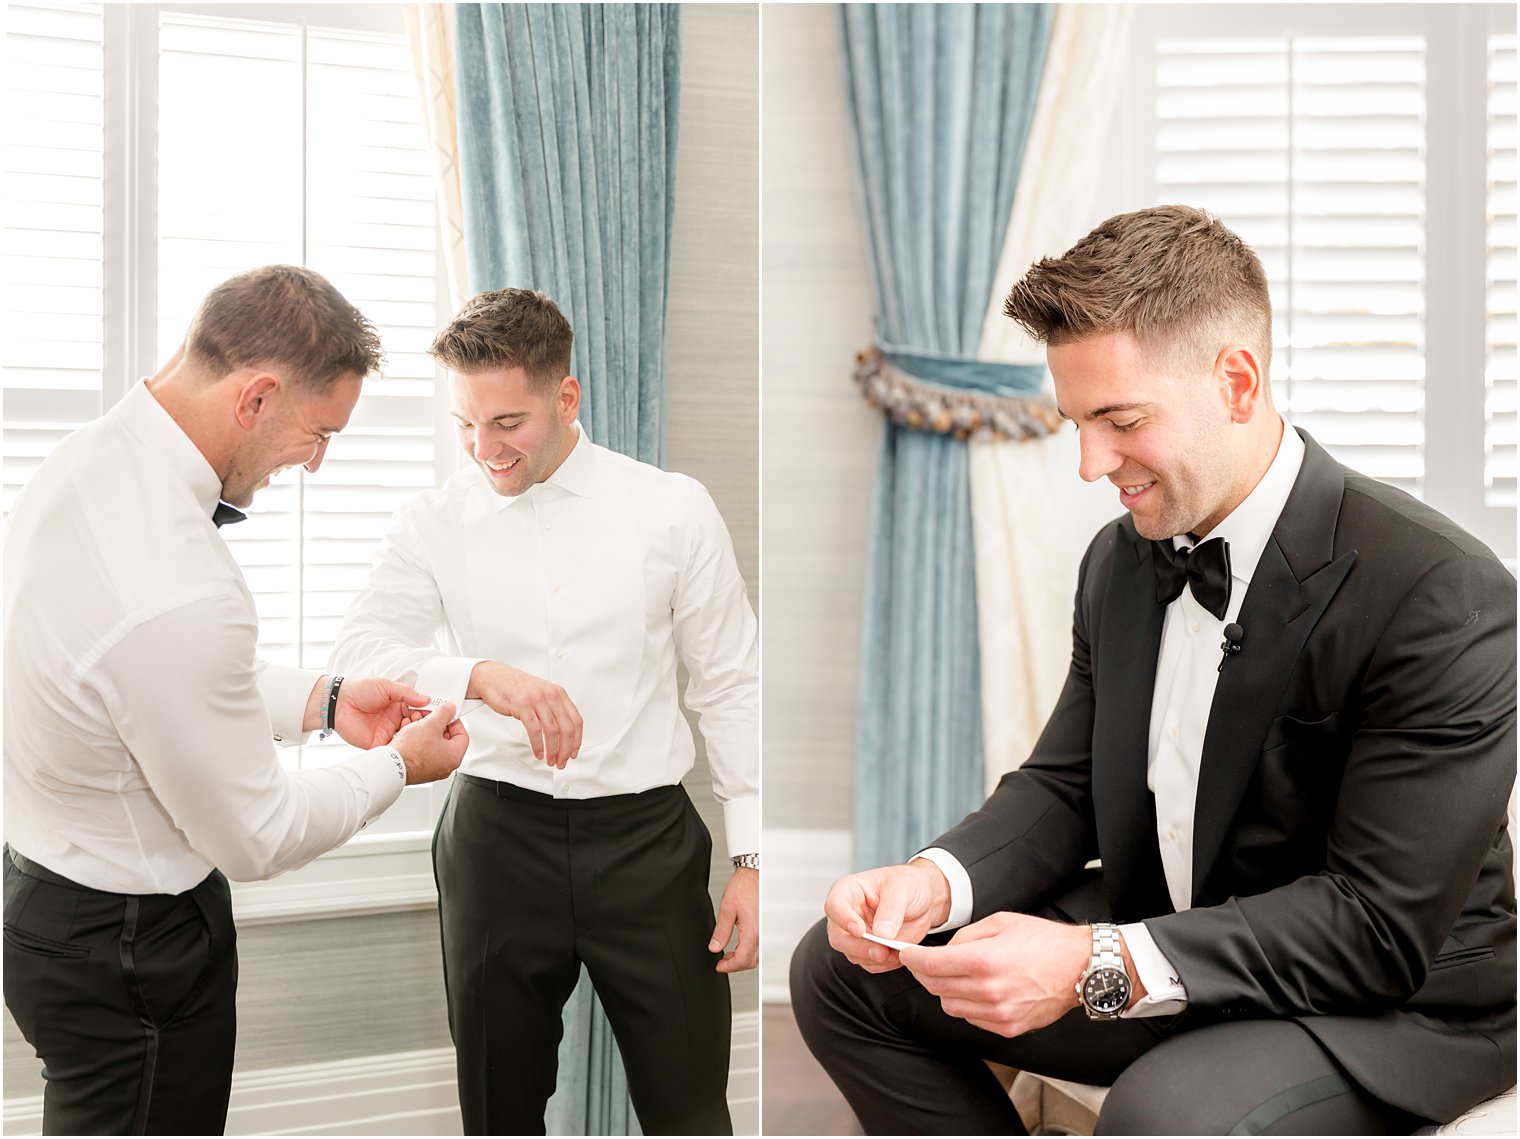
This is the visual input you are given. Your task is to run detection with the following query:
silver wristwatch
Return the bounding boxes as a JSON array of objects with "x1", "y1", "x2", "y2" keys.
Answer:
[
  {"x1": 731, "y1": 853, "x2": 758, "y2": 870},
  {"x1": 1076, "y1": 922, "x2": 1132, "y2": 1020}
]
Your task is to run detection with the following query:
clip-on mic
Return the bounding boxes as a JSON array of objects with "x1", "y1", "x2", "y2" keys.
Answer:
[{"x1": 1218, "y1": 623, "x2": 1245, "y2": 673}]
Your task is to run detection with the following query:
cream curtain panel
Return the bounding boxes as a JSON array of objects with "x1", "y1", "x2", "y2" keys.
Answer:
[
  {"x1": 969, "y1": 4, "x2": 1134, "y2": 796},
  {"x1": 404, "y1": 3, "x2": 470, "y2": 310}
]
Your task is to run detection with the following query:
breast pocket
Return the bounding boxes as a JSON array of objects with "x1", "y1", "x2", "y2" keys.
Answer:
[
  {"x1": 1261, "y1": 710, "x2": 1343, "y2": 754},
  {"x1": 1235, "y1": 712, "x2": 1348, "y2": 876}
]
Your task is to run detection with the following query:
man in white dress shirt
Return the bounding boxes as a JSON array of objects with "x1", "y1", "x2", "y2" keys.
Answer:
[
  {"x1": 331, "y1": 288, "x2": 759, "y2": 1136},
  {"x1": 3, "y1": 265, "x2": 470, "y2": 1136},
  {"x1": 791, "y1": 207, "x2": 1515, "y2": 1133}
]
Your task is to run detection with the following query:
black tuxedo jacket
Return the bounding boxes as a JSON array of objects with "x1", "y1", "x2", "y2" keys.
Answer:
[{"x1": 934, "y1": 429, "x2": 1516, "y2": 1122}]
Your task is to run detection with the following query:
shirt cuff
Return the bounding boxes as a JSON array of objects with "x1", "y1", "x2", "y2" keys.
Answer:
[
  {"x1": 1118, "y1": 922, "x2": 1188, "y2": 1018},
  {"x1": 258, "y1": 664, "x2": 326, "y2": 745},
  {"x1": 413, "y1": 656, "x2": 484, "y2": 722},
  {"x1": 912, "y1": 847, "x2": 973, "y2": 932},
  {"x1": 722, "y1": 796, "x2": 759, "y2": 859},
  {"x1": 353, "y1": 746, "x2": 409, "y2": 829}
]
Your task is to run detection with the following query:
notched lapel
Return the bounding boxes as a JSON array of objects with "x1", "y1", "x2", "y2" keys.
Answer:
[
  {"x1": 1091, "y1": 530, "x2": 1173, "y2": 920},
  {"x1": 1191, "y1": 538, "x2": 1357, "y2": 903}
]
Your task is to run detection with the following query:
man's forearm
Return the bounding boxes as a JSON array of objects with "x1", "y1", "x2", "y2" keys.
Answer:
[{"x1": 302, "y1": 674, "x2": 329, "y2": 733}]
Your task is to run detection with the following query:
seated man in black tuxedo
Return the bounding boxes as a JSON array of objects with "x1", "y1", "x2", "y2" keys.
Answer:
[{"x1": 791, "y1": 205, "x2": 1516, "y2": 1135}]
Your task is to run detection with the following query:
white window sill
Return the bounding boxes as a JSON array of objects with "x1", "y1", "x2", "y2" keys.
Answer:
[{"x1": 229, "y1": 829, "x2": 438, "y2": 925}]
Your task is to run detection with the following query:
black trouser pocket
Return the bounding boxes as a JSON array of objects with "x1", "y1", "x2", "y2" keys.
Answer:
[{"x1": 3, "y1": 924, "x2": 91, "y2": 958}]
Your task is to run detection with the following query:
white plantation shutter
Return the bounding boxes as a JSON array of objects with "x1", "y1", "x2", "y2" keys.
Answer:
[
  {"x1": 157, "y1": 14, "x2": 305, "y2": 667},
  {"x1": 1155, "y1": 35, "x2": 1428, "y2": 496},
  {"x1": 1, "y1": 2, "x2": 104, "y2": 515},
  {"x1": 1488, "y1": 35, "x2": 1517, "y2": 509},
  {"x1": 303, "y1": 27, "x2": 440, "y2": 690},
  {"x1": 155, "y1": 12, "x2": 440, "y2": 773}
]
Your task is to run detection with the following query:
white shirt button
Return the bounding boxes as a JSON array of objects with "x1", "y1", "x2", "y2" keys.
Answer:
[
  {"x1": 1169, "y1": 724, "x2": 1180, "y2": 740},
  {"x1": 543, "y1": 522, "x2": 552, "y2": 531},
  {"x1": 1167, "y1": 826, "x2": 1179, "y2": 842},
  {"x1": 552, "y1": 584, "x2": 561, "y2": 593},
  {"x1": 556, "y1": 649, "x2": 566, "y2": 659},
  {"x1": 1188, "y1": 620, "x2": 1200, "y2": 634}
]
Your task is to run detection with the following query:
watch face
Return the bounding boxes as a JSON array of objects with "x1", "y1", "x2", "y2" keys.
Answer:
[{"x1": 1082, "y1": 967, "x2": 1131, "y2": 1015}]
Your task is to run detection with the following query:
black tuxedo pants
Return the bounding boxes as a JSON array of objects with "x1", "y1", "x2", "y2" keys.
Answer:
[
  {"x1": 790, "y1": 875, "x2": 1426, "y2": 1135},
  {"x1": 433, "y1": 774, "x2": 732, "y2": 1136},
  {"x1": 2, "y1": 850, "x2": 238, "y2": 1136}
]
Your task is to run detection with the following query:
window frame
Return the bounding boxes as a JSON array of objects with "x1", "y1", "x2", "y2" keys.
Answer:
[{"x1": 1119, "y1": 3, "x2": 1516, "y2": 560}]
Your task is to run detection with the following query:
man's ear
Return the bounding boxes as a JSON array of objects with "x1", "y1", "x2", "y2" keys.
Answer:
[
  {"x1": 232, "y1": 371, "x2": 281, "y2": 430},
  {"x1": 1214, "y1": 345, "x2": 1265, "y2": 424},
  {"x1": 556, "y1": 375, "x2": 582, "y2": 425}
]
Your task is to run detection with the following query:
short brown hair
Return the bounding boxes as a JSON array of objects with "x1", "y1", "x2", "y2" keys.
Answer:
[
  {"x1": 1003, "y1": 205, "x2": 1272, "y2": 380},
  {"x1": 184, "y1": 265, "x2": 383, "y2": 389},
  {"x1": 430, "y1": 289, "x2": 574, "y2": 390}
]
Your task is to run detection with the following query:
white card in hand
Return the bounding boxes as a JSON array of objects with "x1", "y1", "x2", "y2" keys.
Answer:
[{"x1": 860, "y1": 930, "x2": 914, "y2": 952}]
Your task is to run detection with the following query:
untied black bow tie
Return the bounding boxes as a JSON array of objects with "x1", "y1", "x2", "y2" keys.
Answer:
[
  {"x1": 1151, "y1": 536, "x2": 1232, "y2": 620},
  {"x1": 212, "y1": 501, "x2": 247, "y2": 528}
]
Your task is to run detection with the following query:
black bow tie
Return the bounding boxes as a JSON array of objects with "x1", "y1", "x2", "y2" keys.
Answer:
[
  {"x1": 1152, "y1": 536, "x2": 1232, "y2": 620},
  {"x1": 212, "y1": 501, "x2": 247, "y2": 529}
]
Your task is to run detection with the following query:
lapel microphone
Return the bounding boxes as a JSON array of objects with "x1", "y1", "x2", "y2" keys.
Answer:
[{"x1": 1218, "y1": 623, "x2": 1246, "y2": 673}]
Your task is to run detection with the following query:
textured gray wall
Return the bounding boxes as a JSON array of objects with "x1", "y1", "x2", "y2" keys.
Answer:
[
  {"x1": 760, "y1": 5, "x2": 881, "y2": 833},
  {"x1": 668, "y1": 2, "x2": 760, "y2": 1017}
]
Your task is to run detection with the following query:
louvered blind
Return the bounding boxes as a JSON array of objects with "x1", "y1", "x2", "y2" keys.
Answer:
[
  {"x1": 1488, "y1": 35, "x2": 1517, "y2": 509},
  {"x1": 156, "y1": 10, "x2": 438, "y2": 672},
  {"x1": 1156, "y1": 36, "x2": 1427, "y2": 496},
  {"x1": 303, "y1": 27, "x2": 440, "y2": 687},
  {"x1": 1, "y1": 2, "x2": 104, "y2": 515},
  {"x1": 156, "y1": 12, "x2": 439, "y2": 771}
]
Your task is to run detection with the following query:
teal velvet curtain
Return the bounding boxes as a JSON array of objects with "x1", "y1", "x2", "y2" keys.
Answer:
[
  {"x1": 456, "y1": 2, "x2": 679, "y2": 465},
  {"x1": 453, "y1": 5, "x2": 681, "y2": 1133},
  {"x1": 840, "y1": 3, "x2": 1053, "y2": 869}
]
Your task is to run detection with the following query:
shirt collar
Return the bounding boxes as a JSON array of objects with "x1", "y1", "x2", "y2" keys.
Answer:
[
  {"x1": 490, "y1": 420, "x2": 596, "y2": 511},
  {"x1": 117, "y1": 381, "x2": 225, "y2": 519},
  {"x1": 1173, "y1": 417, "x2": 1305, "y2": 589}
]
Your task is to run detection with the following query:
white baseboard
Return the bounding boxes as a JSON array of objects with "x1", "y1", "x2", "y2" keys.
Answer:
[
  {"x1": 761, "y1": 827, "x2": 853, "y2": 1004},
  {"x1": 730, "y1": 1008, "x2": 760, "y2": 1135},
  {"x1": 3, "y1": 1013, "x2": 762, "y2": 1136}
]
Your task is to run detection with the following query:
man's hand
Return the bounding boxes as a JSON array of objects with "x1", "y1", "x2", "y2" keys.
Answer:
[
  {"x1": 823, "y1": 859, "x2": 952, "y2": 974},
  {"x1": 898, "y1": 912, "x2": 1090, "y2": 1038},
  {"x1": 469, "y1": 661, "x2": 583, "y2": 768},
  {"x1": 333, "y1": 677, "x2": 430, "y2": 748},
  {"x1": 391, "y1": 702, "x2": 469, "y2": 784},
  {"x1": 709, "y1": 866, "x2": 758, "y2": 973}
]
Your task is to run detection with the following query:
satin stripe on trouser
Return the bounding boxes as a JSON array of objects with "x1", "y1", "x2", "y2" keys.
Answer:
[
  {"x1": 433, "y1": 775, "x2": 733, "y2": 1136},
  {"x1": 3, "y1": 848, "x2": 238, "y2": 1136}
]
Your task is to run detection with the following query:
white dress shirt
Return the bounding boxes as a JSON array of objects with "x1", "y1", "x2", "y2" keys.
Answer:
[
  {"x1": 920, "y1": 420, "x2": 1305, "y2": 1017},
  {"x1": 3, "y1": 382, "x2": 406, "y2": 895},
  {"x1": 330, "y1": 423, "x2": 760, "y2": 856}
]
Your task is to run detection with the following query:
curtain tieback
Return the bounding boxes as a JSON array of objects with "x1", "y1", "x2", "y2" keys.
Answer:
[{"x1": 852, "y1": 343, "x2": 1061, "y2": 442}]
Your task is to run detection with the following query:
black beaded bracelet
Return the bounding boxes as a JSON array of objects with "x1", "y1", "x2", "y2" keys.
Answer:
[{"x1": 321, "y1": 675, "x2": 344, "y2": 739}]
